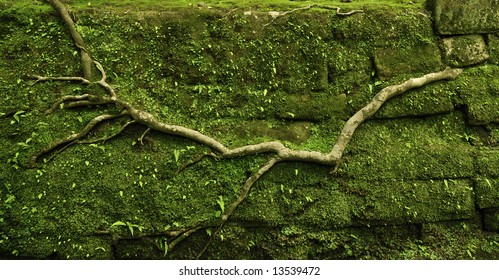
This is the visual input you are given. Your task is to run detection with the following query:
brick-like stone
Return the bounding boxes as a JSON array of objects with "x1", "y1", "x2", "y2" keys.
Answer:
[
  {"x1": 374, "y1": 44, "x2": 444, "y2": 80},
  {"x1": 488, "y1": 34, "x2": 499, "y2": 65},
  {"x1": 440, "y1": 35, "x2": 489, "y2": 67},
  {"x1": 275, "y1": 93, "x2": 348, "y2": 121},
  {"x1": 475, "y1": 177, "x2": 499, "y2": 209},
  {"x1": 347, "y1": 179, "x2": 475, "y2": 225},
  {"x1": 234, "y1": 120, "x2": 312, "y2": 144},
  {"x1": 483, "y1": 208, "x2": 499, "y2": 232},
  {"x1": 428, "y1": 0, "x2": 499, "y2": 35}
]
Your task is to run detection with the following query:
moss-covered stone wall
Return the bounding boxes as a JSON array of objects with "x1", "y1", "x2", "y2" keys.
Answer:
[{"x1": 1, "y1": 0, "x2": 499, "y2": 259}]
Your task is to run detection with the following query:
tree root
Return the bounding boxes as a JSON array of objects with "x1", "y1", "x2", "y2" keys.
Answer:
[
  {"x1": 28, "y1": 111, "x2": 129, "y2": 167},
  {"x1": 196, "y1": 157, "x2": 280, "y2": 259},
  {"x1": 264, "y1": 4, "x2": 364, "y2": 27},
  {"x1": 45, "y1": 0, "x2": 93, "y2": 79},
  {"x1": 31, "y1": 0, "x2": 465, "y2": 259}
]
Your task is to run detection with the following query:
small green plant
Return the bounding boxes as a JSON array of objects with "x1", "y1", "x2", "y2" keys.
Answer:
[
  {"x1": 7, "y1": 152, "x2": 20, "y2": 169},
  {"x1": 214, "y1": 196, "x2": 225, "y2": 218},
  {"x1": 246, "y1": 240, "x2": 255, "y2": 251},
  {"x1": 155, "y1": 237, "x2": 169, "y2": 256},
  {"x1": 10, "y1": 110, "x2": 25, "y2": 124},
  {"x1": 111, "y1": 221, "x2": 145, "y2": 236}
]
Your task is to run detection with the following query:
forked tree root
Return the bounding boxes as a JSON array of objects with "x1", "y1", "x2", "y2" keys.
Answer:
[{"x1": 30, "y1": 0, "x2": 464, "y2": 259}]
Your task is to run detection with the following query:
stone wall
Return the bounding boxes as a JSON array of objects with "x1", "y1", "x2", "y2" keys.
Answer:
[{"x1": 1, "y1": 1, "x2": 499, "y2": 259}]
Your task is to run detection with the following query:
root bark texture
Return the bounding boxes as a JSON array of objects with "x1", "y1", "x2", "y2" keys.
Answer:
[
  {"x1": 264, "y1": 4, "x2": 364, "y2": 27},
  {"x1": 46, "y1": 0, "x2": 93, "y2": 79},
  {"x1": 31, "y1": 0, "x2": 464, "y2": 258}
]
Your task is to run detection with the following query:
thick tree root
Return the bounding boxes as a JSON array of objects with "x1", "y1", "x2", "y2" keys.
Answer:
[
  {"x1": 31, "y1": 0, "x2": 465, "y2": 259},
  {"x1": 264, "y1": 4, "x2": 364, "y2": 27},
  {"x1": 28, "y1": 111, "x2": 128, "y2": 167},
  {"x1": 45, "y1": 0, "x2": 93, "y2": 79}
]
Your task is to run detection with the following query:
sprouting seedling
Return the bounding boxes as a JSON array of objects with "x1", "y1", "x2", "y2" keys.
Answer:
[{"x1": 214, "y1": 196, "x2": 225, "y2": 217}]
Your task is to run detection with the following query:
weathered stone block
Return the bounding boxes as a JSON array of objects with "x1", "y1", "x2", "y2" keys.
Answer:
[
  {"x1": 483, "y1": 208, "x2": 499, "y2": 232},
  {"x1": 429, "y1": 0, "x2": 499, "y2": 35},
  {"x1": 275, "y1": 93, "x2": 348, "y2": 121},
  {"x1": 234, "y1": 120, "x2": 312, "y2": 144},
  {"x1": 454, "y1": 65, "x2": 499, "y2": 125},
  {"x1": 348, "y1": 179, "x2": 475, "y2": 225},
  {"x1": 374, "y1": 44, "x2": 444, "y2": 80},
  {"x1": 476, "y1": 150, "x2": 499, "y2": 177},
  {"x1": 475, "y1": 177, "x2": 499, "y2": 209},
  {"x1": 343, "y1": 113, "x2": 475, "y2": 180},
  {"x1": 440, "y1": 35, "x2": 489, "y2": 67},
  {"x1": 376, "y1": 83, "x2": 455, "y2": 118},
  {"x1": 487, "y1": 34, "x2": 499, "y2": 65}
]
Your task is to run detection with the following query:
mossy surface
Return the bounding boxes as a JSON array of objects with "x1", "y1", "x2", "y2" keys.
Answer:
[{"x1": 1, "y1": 1, "x2": 499, "y2": 260}]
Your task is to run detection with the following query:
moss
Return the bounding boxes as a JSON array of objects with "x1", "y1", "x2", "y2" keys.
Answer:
[
  {"x1": 3, "y1": 1, "x2": 499, "y2": 260},
  {"x1": 488, "y1": 34, "x2": 499, "y2": 65},
  {"x1": 440, "y1": 35, "x2": 489, "y2": 67},
  {"x1": 375, "y1": 43, "x2": 444, "y2": 80},
  {"x1": 342, "y1": 112, "x2": 475, "y2": 180},
  {"x1": 347, "y1": 179, "x2": 475, "y2": 225},
  {"x1": 483, "y1": 208, "x2": 499, "y2": 233},
  {"x1": 375, "y1": 82, "x2": 455, "y2": 118},
  {"x1": 429, "y1": 0, "x2": 499, "y2": 35},
  {"x1": 475, "y1": 177, "x2": 499, "y2": 209},
  {"x1": 476, "y1": 150, "x2": 499, "y2": 177},
  {"x1": 275, "y1": 92, "x2": 348, "y2": 121}
]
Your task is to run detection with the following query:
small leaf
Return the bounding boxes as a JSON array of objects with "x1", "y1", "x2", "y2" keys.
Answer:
[
  {"x1": 111, "y1": 221, "x2": 126, "y2": 227},
  {"x1": 5, "y1": 194, "x2": 15, "y2": 204},
  {"x1": 173, "y1": 149, "x2": 180, "y2": 162},
  {"x1": 163, "y1": 241, "x2": 168, "y2": 256},
  {"x1": 485, "y1": 178, "x2": 492, "y2": 188},
  {"x1": 126, "y1": 222, "x2": 134, "y2": 236},
  {"x1": 216, "y1": 196, "x2": 225, "y2": 213}
]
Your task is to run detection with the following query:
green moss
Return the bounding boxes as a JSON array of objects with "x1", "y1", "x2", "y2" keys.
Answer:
[
  {"x1": 475, "y1": 178, "x2": 499, "y2": 209},
  {"x1": 342, "y1": 112, "x2": 475, "y2": 180},
  {"x1": 483, "y1": 208, "x2": 499, "y2": 233},
  {"x1": 375, "y1": 82, "x2": 455, "y2": 118},
  {"x1": 347, "y1": 179, "x2": 475, "y2": 225},
  {"x1": 2, "y1": 1, "x2": 499, "y2": 260}
]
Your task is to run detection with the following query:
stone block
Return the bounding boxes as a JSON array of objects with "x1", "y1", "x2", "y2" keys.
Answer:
[
  {"x1": 483, "y1": 208, "x2": 499, "y2": 232},
  {"x1": 429, "y1": 0, "x2": 499, "y2": 35},
  {"x1": 475, "y1": 177, "x2": 499, "y2": 209},
  {"x1": 347, "y1": 179, "x2": 475, "y2": 226},
  {"x1": 487, "y1": 34, "x2": 499, "y2": 65},
  {"x1": 234, "y1": 120, "x2": 312, "y2": 144},
  {"x1": 374, "y1": 44, "x2": 444, "y2": 80},
  {"x1": 375, "y1": 83, "x2": 455, "y2": 118},
  {"x1": 275, "y1": 92, "x2": 348, "y2": 121},
  {"x1": 476, "y1": 150, "x2": 499, "y2": 177},
  {"x1": 343, "y1": 113, "x2": 475, "y2": 180},
  {"x1": 440, "y1": 35, "x2": 489, "y2": 67}
]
